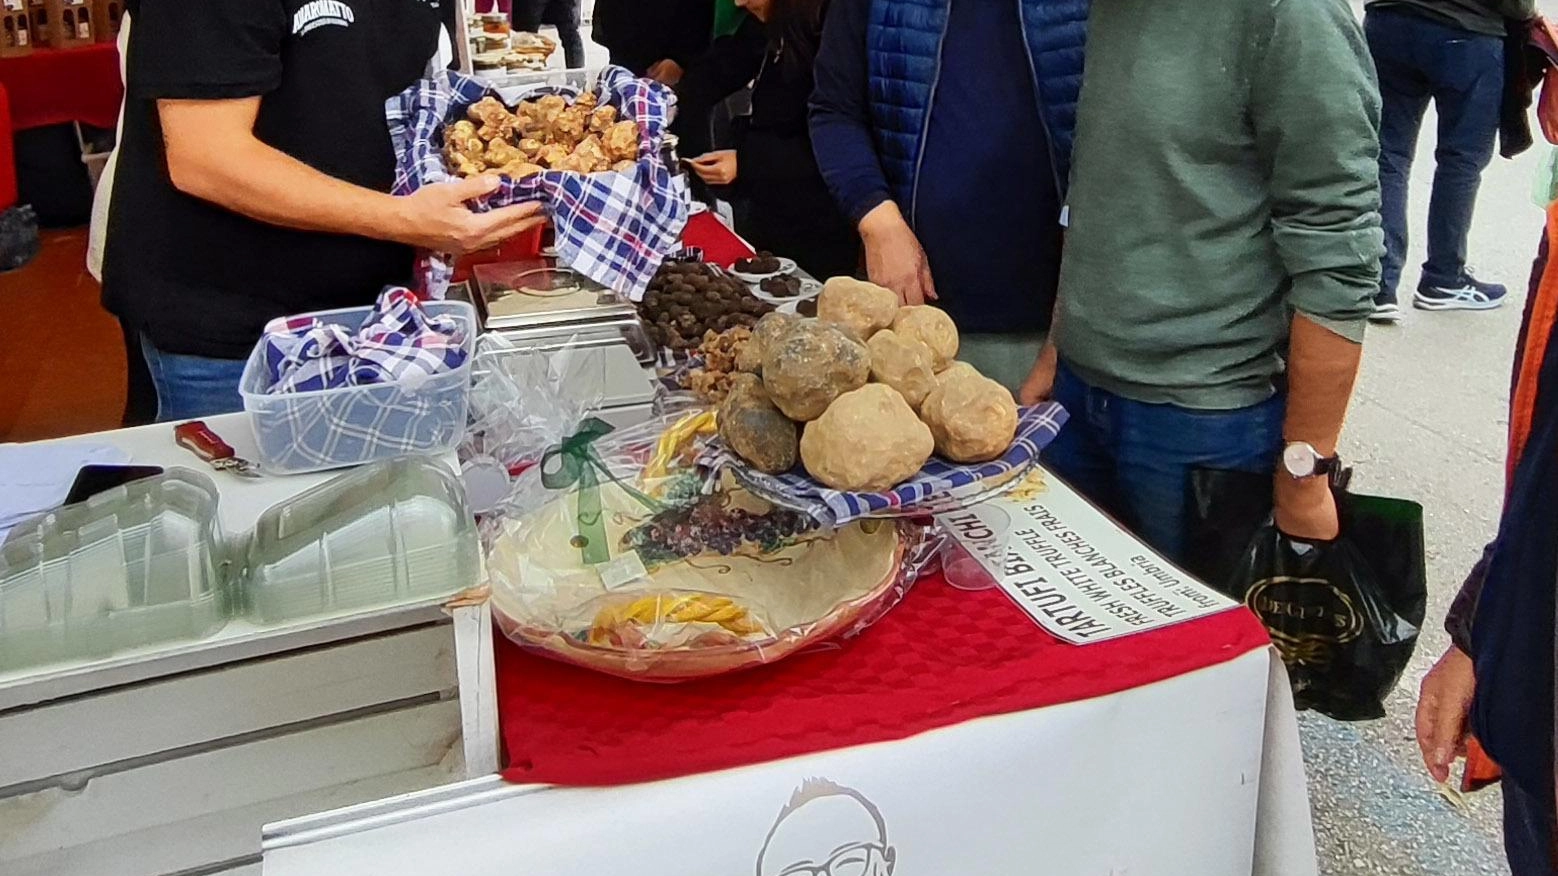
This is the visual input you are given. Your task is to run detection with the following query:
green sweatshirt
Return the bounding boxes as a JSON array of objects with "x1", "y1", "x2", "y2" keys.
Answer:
[
  {"x1": 1055, "y1": 0, "x2": 1384, "y2": 410},
  {"x1": 1366, "y1": 0, "x2": 1537, "y2": 38}
]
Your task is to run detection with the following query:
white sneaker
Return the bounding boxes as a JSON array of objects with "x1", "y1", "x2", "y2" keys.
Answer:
[
  {"x1": 1370, "y1": 301, "x2": 1402, "y2": 324},
  {"x1": 1414, "y1": 270, "x2": 1508, "y2": 312}
]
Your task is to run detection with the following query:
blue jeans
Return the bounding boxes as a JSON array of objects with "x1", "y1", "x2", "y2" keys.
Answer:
[
  {"x1": 1043, "y1": 362, "x2": 1284, "y2": 564},
  {"x1": 1366, "y1": 8, "x2": 1504, "y2": 298},
  {"x1": 140, "y1": 337, "x2": 248, "y2": 423},
  {"x1": 1504, "y1": 780, "x2": 1557, "y2": 876}
]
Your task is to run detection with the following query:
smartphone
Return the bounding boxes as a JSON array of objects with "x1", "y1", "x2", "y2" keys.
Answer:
[{"x1": 64, "y1": 465, "x2": 165, "y2": 506}]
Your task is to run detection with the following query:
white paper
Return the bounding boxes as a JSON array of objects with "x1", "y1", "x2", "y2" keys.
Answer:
[
  {"x1": 0, "y1": 442, "x2": 131, "y2": 544},
  {"x1": 939, "y1": 473, "x2": 1236, "y2": 644}
]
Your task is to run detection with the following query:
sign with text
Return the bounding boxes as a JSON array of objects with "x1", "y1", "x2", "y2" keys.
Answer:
[{"x1": 939, "y1": 473, "x2": 1236, "y2": 644}]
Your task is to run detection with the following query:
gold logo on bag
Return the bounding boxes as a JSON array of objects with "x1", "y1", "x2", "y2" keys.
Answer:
[{"x1": 1245, "y1": 576, "x2": 1364, "y2": 667}]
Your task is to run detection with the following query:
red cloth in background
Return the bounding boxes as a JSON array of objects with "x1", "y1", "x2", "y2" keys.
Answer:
[
  {"x1": 0, "y1": 85, "x2": 16, "y2": 211},
  {"x1": 0, "y1": 44, "x2": 123, "y2": 132},
  {"x1": 681, "y1": 210, "x2": 755, "y2": 268},
  {"x1": 497, "y1": 571, "x2": 1271, "y2": 787}
]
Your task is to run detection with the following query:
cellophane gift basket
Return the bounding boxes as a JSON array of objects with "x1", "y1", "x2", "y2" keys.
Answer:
[{"x1": 483, "y1": 412, "x2": 937, "y2": 682}]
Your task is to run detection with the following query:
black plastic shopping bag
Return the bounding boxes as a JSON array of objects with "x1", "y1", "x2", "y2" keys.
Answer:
[{"x1": 1186, "y1": 469, "x2": 1427, "y2": 721}]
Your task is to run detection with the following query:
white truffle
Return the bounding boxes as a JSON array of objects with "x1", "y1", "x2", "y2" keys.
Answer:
[
  {"x1": 892, "y1": 305, "x2": 959, "y2": 372},
  {"x1": 867, "y1": 329, "x2": 937, "y2": 410},
  {"x1": 761, "y1": 320, "x2": 870, "y2": 421},
  {"x1": 935, "y1": 361, "x2": 981, "y2": 388},
  {"x1": 818, "y1": 277, "x2": 898, "y2": 341},
  {"x1": 920, "y1": 372, "x2": 1018, "y2": 463},
  {"x1": 800, "y1": 384, "x2": 934, "y2": 492}
]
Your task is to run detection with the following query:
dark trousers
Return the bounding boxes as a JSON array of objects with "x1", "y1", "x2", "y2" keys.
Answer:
[
  {"x1": 1504, "y1": 780, "x2": 1558, "y2": 876},
  {"x1": 1365, "y1": 8, "x2": 1504, "y2": 298}
]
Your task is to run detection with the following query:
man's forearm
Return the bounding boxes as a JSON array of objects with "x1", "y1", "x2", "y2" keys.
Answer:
[
  {"x1": 1284, "y1": 313, "x2": 1363, "y2": 454},
  {"x1": 167, "y1": 132, "x2": 414, "y2": 245}
]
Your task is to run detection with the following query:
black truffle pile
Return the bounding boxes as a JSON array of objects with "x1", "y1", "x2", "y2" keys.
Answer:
[
  {"x1": 640, "y1": 262, "x2": 773, "y2": 352},
  {"x1": 734, "y1": 251, "x2": 783, "y2": 275}
]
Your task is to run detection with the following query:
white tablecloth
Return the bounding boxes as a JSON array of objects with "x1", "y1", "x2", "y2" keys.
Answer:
[{"x1": 262, "y1": 646, "x2": 1315, "y2": 875}]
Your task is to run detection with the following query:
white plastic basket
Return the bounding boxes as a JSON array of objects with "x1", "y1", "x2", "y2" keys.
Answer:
[{"x1": 239, "y1": 300, "x2": 477, "y2": 475}]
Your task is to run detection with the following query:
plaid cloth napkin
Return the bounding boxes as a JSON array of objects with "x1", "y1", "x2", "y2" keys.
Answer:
[
  {"x1": 261, "y1": 287, "x2": 468, "y2": 395},
  {"x1": 386, "y1": 66, "x2": 691, "y2": 301},
  {"x1": 698, "y1": 402, "x2": 1070, "y2": 526}
]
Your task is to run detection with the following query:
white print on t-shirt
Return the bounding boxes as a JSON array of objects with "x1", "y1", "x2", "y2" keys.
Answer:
[{"x1": 292, "y1": 0, "x2": 355, "y2": 36}]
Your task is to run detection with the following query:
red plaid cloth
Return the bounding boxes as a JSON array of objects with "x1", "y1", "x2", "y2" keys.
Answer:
[{"x1": 498, "y1": 570, "x2": 1270, "y2": 786}]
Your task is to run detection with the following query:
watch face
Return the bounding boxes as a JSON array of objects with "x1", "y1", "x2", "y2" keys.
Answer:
[{"x1": 1283, "y1": 442, "x2": 1317, "y2": 478}]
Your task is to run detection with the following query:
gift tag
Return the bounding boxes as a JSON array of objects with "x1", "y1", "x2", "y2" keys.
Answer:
[{"x1": 596, "y1": 550, "x2": 650, "y2": 591}]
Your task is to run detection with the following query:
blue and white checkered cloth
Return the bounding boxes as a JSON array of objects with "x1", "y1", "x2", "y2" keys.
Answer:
[
  {"x1": 698, "y1": 402, "x2": 1070, "y2": 527},
  {"x1": 261, "y1": 287, "x2": 468, "y2": 395},
  {"x1": 386, "y1": 66, "x2": 690, "y2": 301}
]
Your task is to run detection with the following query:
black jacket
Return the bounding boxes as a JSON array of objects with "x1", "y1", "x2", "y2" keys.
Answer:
[
  {"x1": 591, "y1": 0, "x2": 713, "y2": 75},
  {"x1": 736, "y1": 31, "x2": 858, "y2": 278},
  {"x1": 673, "y1": 13, "x2": 767, "y2": 156}
]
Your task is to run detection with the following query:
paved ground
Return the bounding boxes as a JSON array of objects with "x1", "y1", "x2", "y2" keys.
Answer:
[{"x1": 1305, "y1": 6, "x2": 1554, "y2": 873}]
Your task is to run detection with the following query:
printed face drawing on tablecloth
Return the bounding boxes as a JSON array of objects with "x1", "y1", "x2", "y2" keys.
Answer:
[{"x1": 755, "y1": 779, "x2": 897, "y2": 876}]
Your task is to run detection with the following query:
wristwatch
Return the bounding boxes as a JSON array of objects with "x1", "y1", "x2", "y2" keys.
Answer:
[{"x1": 1281, "y1": 441, "x2": 1341, "y2": 480}]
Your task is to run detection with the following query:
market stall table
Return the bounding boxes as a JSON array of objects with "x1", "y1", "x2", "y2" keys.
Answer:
[
  {"x1": 0, "y1": 415, "x2": 484, "y2": 876},
  {"x1": 261, "y1": 474, "x2": 1318, "y2": 876}
]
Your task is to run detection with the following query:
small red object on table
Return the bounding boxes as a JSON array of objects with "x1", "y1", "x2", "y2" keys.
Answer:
[
  {"x1": 173, "y1": 420, "x2": 261, "y2": 478},
  {"x1": 451, "y1": 224, "x2": 546, "y2": 286},
  {"x1": 0, "y1": 42, "x2": 121, "y2": 132},
  {"x1": 496, "y1": 572, "x2": 1270, "y2": 787},
  {"x1": 455, "y1": 210, "x2": 747, "y2": 290},
  {"x1": 680, "y1": 210, "x2": 756, "y2": 269}
]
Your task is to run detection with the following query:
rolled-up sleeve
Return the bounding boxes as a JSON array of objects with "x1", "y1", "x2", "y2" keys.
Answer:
[{"x1": 1251, "y1": 0, "x2": 1384, "y2": 343}]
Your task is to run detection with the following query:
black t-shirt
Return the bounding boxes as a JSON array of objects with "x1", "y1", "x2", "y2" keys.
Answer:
[{"x1": 104, "y1": 0, "x2": 444, "y2": 359}]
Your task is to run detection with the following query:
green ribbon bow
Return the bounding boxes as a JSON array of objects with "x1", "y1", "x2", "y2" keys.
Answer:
[{"x1": 540, "y1": 418, "x2": 665, "y2": 565}]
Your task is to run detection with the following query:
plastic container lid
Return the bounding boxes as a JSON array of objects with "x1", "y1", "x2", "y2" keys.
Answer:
[
  {"x1": 0, "y1": 468, "x2": 229, "y2": 672},
  {"x1": 240, "y1": 456, "x2": 479, "y2": 624}
]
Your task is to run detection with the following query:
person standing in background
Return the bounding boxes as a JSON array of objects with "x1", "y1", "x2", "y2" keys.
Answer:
[
  {"x1": 668, "y1": 8, "x2": 768, "y2": 158},
  {"x1": 1364, "y1": 0, "x2": 1537, "y2": 322},
  {"x1": 591, "y1": 0, "x2": 714, "y2": 80},
  {"x1": 687, "y1": 0, "x2": 858, "y2": 279},
  {"x1": 808, "y1": 0, "x2": 1087, "y2": 391},
  {"x1": 511, "y1": 0, "x2": 587, "y2": 69},
  {"x1": 85, "y1": 12, "x2": 157, "y2": 428},
  {"x1": 1019, "y1": 0, "x2": 1383, "y2": 562}
]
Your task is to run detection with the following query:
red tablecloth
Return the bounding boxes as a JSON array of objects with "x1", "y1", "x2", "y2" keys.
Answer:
[
  {"x1": 681, "y1": 210, "x2": 754, "y2": 268},
  {"x1": 497, "y1": 571, "x2": 1270, "y2": 787},
  {"x1": 0, "y1": 43, "x2": 122, "y2": 131}
]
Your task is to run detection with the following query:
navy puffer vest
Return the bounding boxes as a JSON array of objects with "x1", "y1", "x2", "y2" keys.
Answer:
[{"x1": 865, "y1": 0, "x2": 1088, "y2": 219}]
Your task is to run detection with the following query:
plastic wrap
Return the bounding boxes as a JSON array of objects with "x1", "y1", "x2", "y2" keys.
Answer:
[
  {"x1": 463, "y1": 334, "x2": 605, "y2": 472},
  {"x1": 484, "y1": 412, "x2": 937, "y2": 681}
]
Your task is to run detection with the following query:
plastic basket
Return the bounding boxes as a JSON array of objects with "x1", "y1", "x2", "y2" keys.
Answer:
[{"x1": 239, "y1": 300, "x2": 477, "y2": 475}]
